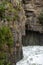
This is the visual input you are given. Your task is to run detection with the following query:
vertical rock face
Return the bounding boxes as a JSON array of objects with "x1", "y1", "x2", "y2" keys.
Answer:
[
  {"x1": 9, "y1": 0, "x2": 26, "y2": 64},
  {"x1": 10, "y1": 0, "x2": 26, "y2": 64},
  {"x1": 22, "y1": 0, "x2": 43, "y2": 32},
  {"x1": 0, "y1": 0, "x2": 26, "y2": 64},
  {"x1": 22, "y1": 0, "x2": 43, "y2": 45}
]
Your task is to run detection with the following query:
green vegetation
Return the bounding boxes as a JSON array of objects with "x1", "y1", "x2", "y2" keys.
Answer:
[
  {"x1": 0, "y1": 26, "x2": 14, "y2": 65},
  {"x1": 0, "y1": 0, "x2": 22, "y2": 65},
  {"x1": 38, "y1": 12, "x2": 43, "y2": 25},
  {"x1": 0, "y1": 0, "x2": 19, "y2": 21},
  {"x1": 0, "y1": 52, "x2": 11, "y2": 65},
  {"x1": 0, "y1": 2, "x2": 5, "y2": 20},
  {"x1": 0, "y1": 26, "x2": 14, "y2": 48},
  {"x1": 0, "y1": 59, "x2": 11, "y2": 65}
]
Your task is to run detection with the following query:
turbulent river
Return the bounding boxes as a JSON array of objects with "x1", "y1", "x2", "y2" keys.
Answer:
[{"x1": 16, "y1": 46, "x2": 43, "y2": 65}]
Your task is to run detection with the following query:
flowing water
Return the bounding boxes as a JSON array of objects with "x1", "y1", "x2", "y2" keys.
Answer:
[{"x1": 16, "y1": 46, "x2": 43, "y2": 65}]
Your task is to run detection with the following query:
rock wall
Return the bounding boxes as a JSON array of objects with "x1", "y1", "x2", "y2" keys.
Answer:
[
  {"x1": 22, "y1": 0, "x2": 43, "y2": 32},
  {"x1": 10, "y1": 0, "x2": 26, "y2": 63},
  {"x1": 0, "y1": 0, "x2": 26, "y2": 65},
  {"x1": 9, "y1": 0, "x2": 26, "y2": 64},
  {"x1": 22, "y1": 0, "x2": 43, "y2": 45}
]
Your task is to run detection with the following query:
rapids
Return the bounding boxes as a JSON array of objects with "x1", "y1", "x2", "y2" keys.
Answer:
[{"x1": 16, "y1": 46, "x2": 43, "y2": 65}]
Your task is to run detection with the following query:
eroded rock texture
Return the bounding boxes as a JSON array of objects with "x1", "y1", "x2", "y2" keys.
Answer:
[
  {"x1": 9, "y1": 0, "x2": 26, "y2": 64},
  {"x1": 22, "y1": 0, "x2": 43, "y2": 45},
  {"x1": 0, "y1": 0, "x2": 26, "y2": 65}
]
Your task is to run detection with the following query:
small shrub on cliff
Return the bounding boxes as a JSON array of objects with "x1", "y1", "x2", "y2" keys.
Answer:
[
  {"x1": 0, "y1": 59, "x2": 11, "y2": 65},
  {"x1": 0, "y1": 26, "x2": 14, "y2": 48},
  {"x1": 0, "y1": 0, "x2": 19, "y2": 21},
  {"x1": 0, "y1": 26, "x2": 14, "y2": 65},
  {"x1": 38, "y1": 12, "x2": 43, "y2": 25},
  {"x1": 0, "y1": 2, "x2": 5, "y2": 20}
]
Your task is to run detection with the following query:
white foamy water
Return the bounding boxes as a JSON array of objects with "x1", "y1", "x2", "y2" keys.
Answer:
[{"x1": 16, "y1": 46, "x2": 43, "y2": 65}]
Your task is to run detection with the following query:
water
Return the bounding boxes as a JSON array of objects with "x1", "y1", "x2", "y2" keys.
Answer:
[{"x1": 16, "y1": 46, "x2": 43, "y2": 65}]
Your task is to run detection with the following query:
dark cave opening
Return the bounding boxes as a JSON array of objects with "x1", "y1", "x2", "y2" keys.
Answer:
[
  {"x1": 22, "y1": 0, "x2": 31, "y2": 4},
  {"x1": 22, "y1": 24, "x2": 43, "y2": 46}
]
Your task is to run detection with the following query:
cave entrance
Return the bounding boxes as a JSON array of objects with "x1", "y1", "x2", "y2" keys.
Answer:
[{"x1": 22, "y1": 24, "x2": 43, "y2": 46}]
